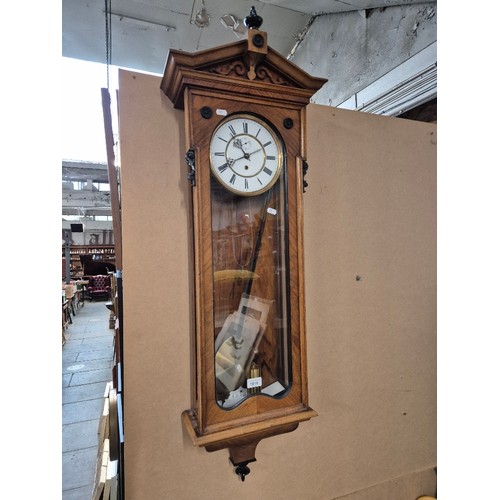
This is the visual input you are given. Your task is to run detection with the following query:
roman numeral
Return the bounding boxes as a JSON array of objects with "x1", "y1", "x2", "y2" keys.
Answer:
[
  {"x1": 218, "y1": 163, "x2": 229, "y2": 172},
  {"x1": 266, "y1": 155, "x2": 276, "y2": 161},
  {"x1": 214, "y1": 152, "x2": 225, "y2": 156},
  {"x1": 243, "y1": 122, "x2": 248, "y2": 134},
  {"x1": 218, "y1": 136, "x2": 228, "y2": 143},
  {"x1": 257, "y1": 177, "x2": 263, "y2": 185},
  {"x1": 256, "y1": 128, "x2": 261, "y2": 137},
  {"x1": 263, "y1": 141, "x2": 272, "y2": 148},
  {"x1": 263, "y1": 167, "x2": 273, "y2": 176},
  {"x1": 230, "y1": 173, "x2": 237, "y2": 185},
  {"x1": 244, "y1": 178, "x2": 249, "y2": 190},
  {"x1": 228, "y1": 124, "x2": 236, "y2": 136}
]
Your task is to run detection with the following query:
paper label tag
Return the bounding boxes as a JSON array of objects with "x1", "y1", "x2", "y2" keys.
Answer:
[
  {"x1": 216, "y1": 108, "x2": 228, "y2": 116},
  {"x1": 267, "y1": 207, "x2": 277, "y2": 215},
  {"x1": 247, "y1": 376, "x2": 262, "y2": 389}
]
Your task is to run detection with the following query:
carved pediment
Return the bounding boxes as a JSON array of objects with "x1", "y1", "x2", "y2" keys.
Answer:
[{"x1": 161, "y1": 35, "x2": 327, "y2": 109}]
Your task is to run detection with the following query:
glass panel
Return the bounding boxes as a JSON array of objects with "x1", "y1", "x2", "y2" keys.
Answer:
[{"x1": 211, "y1": 172, "x2": 290, "y2": 409}]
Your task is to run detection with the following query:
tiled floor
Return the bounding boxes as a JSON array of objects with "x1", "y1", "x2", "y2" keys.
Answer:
[{"x1": 62, "y1": 299, "x2": 114, "y2": 500}]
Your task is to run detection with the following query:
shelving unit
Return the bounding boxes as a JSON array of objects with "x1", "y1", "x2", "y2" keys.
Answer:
[{"x1": 62, "y1": 245, "x2": 116, "y2": 279}]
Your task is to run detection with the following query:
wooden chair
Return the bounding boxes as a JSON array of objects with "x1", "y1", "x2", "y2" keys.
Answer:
[
  {"x1": 62, "y1": 299, "x2": 70, "y2": 345},
  {"x1": 75, "y1": 282, "x2": 85, "y2": 309},
  {"x1": 64, "y1": 284, "x2": 77, "y2": 316}
]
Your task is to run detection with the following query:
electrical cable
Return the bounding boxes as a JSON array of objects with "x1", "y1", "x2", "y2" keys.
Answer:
[{"x1": 104, "y1": 0, "x2": 112, "y2": 89}]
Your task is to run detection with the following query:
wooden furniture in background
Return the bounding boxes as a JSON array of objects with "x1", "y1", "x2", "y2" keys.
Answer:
[
  {"x1": 61, "y1": 245, "x2": 116, "y2": 279},
  {"x1": 62, "y1": 296, "x2": 70, "y2": 345},
  {"x1": 92, "y1": 382, "x2": 119, "y2": 500},
  {"x1": 87, "y1": 275, "x2": 112, "y2": 301},
  {"x1": 75, "y1": 280, "x2": 88, "y2": 308},
  {"x1": 64, "y1": 283, "x2": 76, "y2": 316}
]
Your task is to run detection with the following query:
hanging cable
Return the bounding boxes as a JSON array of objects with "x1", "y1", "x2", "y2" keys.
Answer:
[{"x1": 104, "y1": 0, "x2": 112, "y2": 89}]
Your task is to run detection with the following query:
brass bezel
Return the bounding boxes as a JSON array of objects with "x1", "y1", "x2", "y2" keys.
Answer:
[{"x1": 209, "y1": 113, "x2": 284, "y2": 197}]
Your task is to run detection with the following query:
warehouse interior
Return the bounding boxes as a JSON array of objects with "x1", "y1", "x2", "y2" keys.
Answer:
[{"x1": 3, "y1": 0, "x2": 493, "y2": 498}]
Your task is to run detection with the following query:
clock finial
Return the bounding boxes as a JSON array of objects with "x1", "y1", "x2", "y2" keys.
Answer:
[
  {"x1": 244, "y1": 6, "x2": 263, "y2": 30},
  {"x1": 244, "y1": 6, "x2": 267, "y2": 80}
]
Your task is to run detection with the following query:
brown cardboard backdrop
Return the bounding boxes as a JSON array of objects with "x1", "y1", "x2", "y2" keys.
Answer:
[{"x1": 118, "y1": 69, "x2": 436, "y2": 500}]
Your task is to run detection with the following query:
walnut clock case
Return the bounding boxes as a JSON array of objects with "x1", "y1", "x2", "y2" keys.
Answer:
[{"x1": 161, "y1": 12, "x2": 326, "y2": 481}]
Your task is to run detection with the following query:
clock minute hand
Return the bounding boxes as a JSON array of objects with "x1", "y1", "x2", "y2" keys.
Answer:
[{"x1": 246, "y1": 148, "x2": 262, "y2": 157}]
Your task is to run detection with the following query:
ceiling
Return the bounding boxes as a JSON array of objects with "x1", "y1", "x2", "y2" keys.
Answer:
[
  {"x1": 62, "y1": 161, "x2": 112, "y2": 217},
  {"x1": 62, "y1": 0, "x2": 436, "y2": 219},
  {"x1": 62, "y1": 0, "x2": 431, "y2": 76}
]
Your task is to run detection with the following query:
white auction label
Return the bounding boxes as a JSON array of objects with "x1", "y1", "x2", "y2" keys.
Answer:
[
  {"x1": 247, "y1": 376, "x2": 263, "y2": 389},
  {"x1": 267, "y1": 207, "x2": 277, "y2": 215},
  {"x1": 216, "y1": 108, "x2": 228, "y2": 116}
]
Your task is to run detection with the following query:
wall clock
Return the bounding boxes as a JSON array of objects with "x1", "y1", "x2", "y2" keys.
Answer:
[{"x1": 161, "y1": 7, "x2": 327, "y2": 480}]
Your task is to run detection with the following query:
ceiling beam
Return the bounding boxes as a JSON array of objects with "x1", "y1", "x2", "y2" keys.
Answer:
[
  {"x1": 62, "y1": 208, "x2": 112, "y2": 216},
  {"x1": 62, "y1": 160, "x2": 111, "y2": 183}
]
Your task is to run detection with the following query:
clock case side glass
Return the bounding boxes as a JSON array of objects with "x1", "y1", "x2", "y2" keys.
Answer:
[{"x1": 209, "y1": 113, "x2": 292, "y2": 410}]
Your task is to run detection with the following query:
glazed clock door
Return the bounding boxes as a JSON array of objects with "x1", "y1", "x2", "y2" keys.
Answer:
[{"x1": 209, "y1": 114, "x2": 291, "y2": 409}]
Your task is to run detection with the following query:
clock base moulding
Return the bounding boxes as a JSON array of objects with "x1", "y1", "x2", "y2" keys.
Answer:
[{"x1": 181, "y1": 405, "x2": 318, "y2": 464}]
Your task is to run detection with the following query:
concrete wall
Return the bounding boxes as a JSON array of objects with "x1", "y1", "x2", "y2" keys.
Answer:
[
  {"x1": 118, "y1": 69, "x2": 436, "y2": 499},
  {"x1": 292, "y1": 3, "x2": 437, "y2": 106}
]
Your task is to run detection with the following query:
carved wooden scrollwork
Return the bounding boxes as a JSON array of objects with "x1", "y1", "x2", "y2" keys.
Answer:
[
  {"x1": 255, "y1": 66, "x2": 290, "y2": 86},
  {"x1": 206, "y1": 59, "x2": 291, "y2": 86},
  {"x1": 208, "y1": 61, "x2": 247, "y2": 78}
]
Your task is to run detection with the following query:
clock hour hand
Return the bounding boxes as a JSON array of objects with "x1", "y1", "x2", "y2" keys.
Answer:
[{"x1": 227, "y1": 156, "x2": 244, "y2": 166}]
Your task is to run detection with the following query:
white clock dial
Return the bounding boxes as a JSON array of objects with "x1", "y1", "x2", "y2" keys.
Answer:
[{"x1": 209, "y1": 114, "x2": 284, "y2": 196}]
